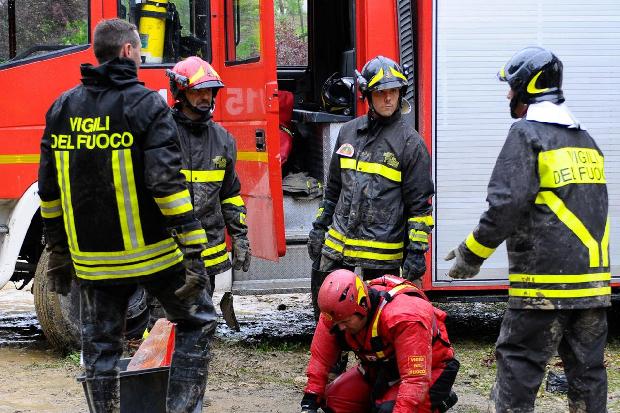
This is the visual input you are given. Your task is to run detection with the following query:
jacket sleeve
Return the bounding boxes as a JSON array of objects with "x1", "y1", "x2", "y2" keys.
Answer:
[
  {"x1": 460, "y1": 122, "x2": 539, "y2": 264},
  {"x1": 403, "y1": 137, "x2": 435, "y2": 252},
  {"x1": 137, "y1": 93, "x2": 207, "y2": 246},
  {"x1": 38, "y1": 102, "x2": 69, "y2": 250},
  {"x1": 304, "y1": 314, "x2": 342, "y2": 398},
  {"x1": 219, "y1": 135, "x2": 248, "y2": 240},
  {"x1": 312, "y1": 133, "x2": 343, "y2": 231}
]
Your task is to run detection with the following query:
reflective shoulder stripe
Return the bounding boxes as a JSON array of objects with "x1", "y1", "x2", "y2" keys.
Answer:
[
  {"x1": 509, "y1": 286, "x2": 611, "y2": 299},
  {"x1": 538, "y1": 147, "x2": 606, "y2": 189},
  {"x1": 408, "y1": 216, "x2": 434, "y2": 227},
  {"x1": 221, "y1": 195, "x2": 245, "y2": 207},
  {"x1": 181, "y1": 169, "x2": 226, "y2": 183},
  {"x1": 465, "y1": 233, "x2": 495, "y2": 259},
  {"x1": 535, "y1": 191, "x2": 599, "y2": 267},
  {"x1": 154, "y1": 189, "x2": 193, "y2": 216},
  {"x1": 509, "y1": 272, "x2": 611, "y2": 284},
  {"x1": 40, "y1": 199, "x2": 63, "y2": 218}
]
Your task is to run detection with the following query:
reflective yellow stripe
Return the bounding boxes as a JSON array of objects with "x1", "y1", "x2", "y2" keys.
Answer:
[
  {"x1": 509, "y1": 272, "x2": 611, "y2": 284},
  {"x1": 237, "y1": 151, "x2": 268, "y2": 163},
  {"x1": 368, "y1": 68, "x2": 384, "y2": 88},
  {"x1": 154, "y1": 189, "x2": 193, "y2": 216},
  {"x1": 408, "y1": 216, "x2": 434, "y2": 227},
  {"x1": 181, "y1": 169, "x2": 225, "y2": 182},
  {"x1": 188, "y1": 65, "x2": 206, "y2": 85},
  {"x1": 389, "y1": 66, "x2": 408, "y2": 82},
  {"x1": 74, "y1": 248, "x2": 183, "y2": 280},
  {"x1": 371, "y1": 284, "x2": 409, "y2": 359},
  {"x1": 538, "y1": 147, "x2": 606, "y2": 189},
  {"x1": 239, "y1": 212, "x2": 246, "y2": 225},
  {"x1": 40, "y1": 199, "x2": 62, "y2": 218},
  {"x1": 112, "y1": 149, "x2": 145, "y2": 249},
  {"x1": 325, "y1": 238, "x2": 343, "y2": 253},
  {"x1": 509, "y1": 286, "x2": 610, "y2": 299},
  {"x1": 71, "y1": 238, "x2": 179, "y2": 265},
  {"x1": 176, "y1": 228, "x2": 207, "y2": 246},
  {"x1": 204, "y1": 253, "x2": 230, "y2": 267},
  {"x1": 601, "y1": 217, "x2": 610, "y2": 267},
  {"x1": 535, "y1": 191, "x2": 599, "y2": 267},
  {"x1": 340, "y1": 158, "x2": 401, "y2": 182},
  {"x1": 328, "y1": 228, "x2": 403, "y2": 249},
  {"x1": 55, "y1": 151, "x2": 78, "y2": 252},
  {"x1": 202, "y1": 242, "x2": 227, "y2": 257},
  {"x1": 409, "y1": 229, "x2": 428, "y2": 243},
  {"x1": 315, "y1": 207, "x2": 324, "y2": 219},
  {"x1": 0, "y1": 154, "x2": 39, "y2": 164},
  {"x1": 527, "y1": 70, "x2": 550, "y2": 94},
  {"x1": 465, "y1": 233, "x2": 495, "y2": 259},
  {"x1": 344, "y1": 249, "x2": 403, "y2": 261},
  {"x1": 221, "y1": 195, "x2": 245, "y2": 206}
]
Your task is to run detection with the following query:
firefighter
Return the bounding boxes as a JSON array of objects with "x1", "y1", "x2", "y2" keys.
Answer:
[
  {"x1": 166, "y1": 56, "x2": 251, "y2": 294},
  {"x1": 38, "y1": 19, "x2": 216, "y2": 412},
  {"x1": 300, "y1": 269, "x2": 459, "y2": 413},
  {"x1": 445, "y1": 46, "x2": 610, "y2": 412},
  {"x1": 308, "y1": 55, "x2": 435, "y2": 319}
]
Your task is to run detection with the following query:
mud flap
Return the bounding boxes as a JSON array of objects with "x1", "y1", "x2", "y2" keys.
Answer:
[{"x1": 219, "y1": 291, "x2": 240, "y2": 331}]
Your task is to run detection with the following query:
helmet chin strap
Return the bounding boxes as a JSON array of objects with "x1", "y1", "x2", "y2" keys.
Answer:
[{"x1": 180, "y1": 93, "x2": 215, "y2": 120}]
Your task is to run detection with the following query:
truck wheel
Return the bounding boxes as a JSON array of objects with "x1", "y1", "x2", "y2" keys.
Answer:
[{"x1": 33, "y1": 249, "x2": 150, "y2": 352}]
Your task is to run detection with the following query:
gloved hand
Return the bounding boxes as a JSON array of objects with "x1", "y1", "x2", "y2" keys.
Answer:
[
  {"x1": 46, "y1": 248, "x2": 74, "y2": 296},
  {"x1": 445, "y1": 247, "x2": 481, "y2": 279},
  {"x1": 300, "y1": 392, "x2": 320, "y2": 413},
  {"x1": 307, "y1": 228, "x2": 326, "y2": 262},
  {"x1": 402, "y1": 251, "x2": 426, "y2": 280},
  {"x1": 232, "y1": 237, "x2": 251, "y2": 272},
  {"x1": 175, "y1": 252, "x2": 208, "y2": 301}
]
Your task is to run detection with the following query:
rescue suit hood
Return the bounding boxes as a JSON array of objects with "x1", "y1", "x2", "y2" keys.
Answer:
[{"x1": 80, "y1": 57, "x2": 143, "y2": 89}]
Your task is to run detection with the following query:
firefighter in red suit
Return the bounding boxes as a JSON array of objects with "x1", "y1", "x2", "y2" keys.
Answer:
[{"x1": 301, "y1": 270, "x2": 459, "y2": 413}]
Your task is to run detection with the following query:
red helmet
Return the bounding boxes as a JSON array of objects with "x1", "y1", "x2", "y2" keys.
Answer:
[
  {"x1": 318, "y1": 269, "x2": 369, "y2": 322},
  {"x1": 166, "y1": 56, "x2": 225, "y2": 99}
]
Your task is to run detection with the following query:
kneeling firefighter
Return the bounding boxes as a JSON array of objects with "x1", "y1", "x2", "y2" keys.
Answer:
[
  {"x1": 301, "y1": 270, "x2": 459, "y2": 413},
  {"x1": 166, "y1": 56, "x2": 251, "y2": 329}
]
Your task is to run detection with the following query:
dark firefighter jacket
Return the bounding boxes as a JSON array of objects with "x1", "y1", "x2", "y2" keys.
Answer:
[
  {"x1": 460, "y1": 119, "x2": 609, "y2": 309},
  {"x1": 317, "y1": 112, "x2": 434, "y2": 269},
  {"x1": 305, "y1": 275, "x2": 457, "y2": 412},
  {"x1": 172, "y1": 108, "x2": 248, "y2": 275},
  {"x1": 38, "y1": 58, "x2": 206, "y2": 284}
]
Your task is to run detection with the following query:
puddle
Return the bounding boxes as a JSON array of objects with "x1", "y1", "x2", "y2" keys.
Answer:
[{"x1": 0, "y1": 283, "x2": 46, "y2": 348}]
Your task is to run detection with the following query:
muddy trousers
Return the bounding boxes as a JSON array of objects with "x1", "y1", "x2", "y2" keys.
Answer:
[
  {"x1": 80, "y1": 265, "x2": 217, "y2": 413},
  {"x1": 493, "y1": 308, "x2": 607, "y2": 413}
]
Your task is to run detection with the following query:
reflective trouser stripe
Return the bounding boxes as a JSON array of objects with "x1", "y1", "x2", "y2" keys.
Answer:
[
  {"x1": 535, "y1": 191, "x2": 600, "y2": 267},
  {"x1": 465, "y1": 233, "x2": 495, "y2": 259},
  {"x1": 55, "y1": 151, "x2": 78, "y2": 252},
  {"x1": 112, "y1": 149, "x2": 145, "y2": 249},
  {"x1": 40, "y1": 199, "x2": 62, "y2": 218},
  {"x1": 509, "y1": 286, "x2": 611, "y2": 298},
  {"x1": 340, "y1": 158, "x2": 402, "y2": 182},
  {"x1": 221, "y1": 195, "x2": 245, "y2": 206}
]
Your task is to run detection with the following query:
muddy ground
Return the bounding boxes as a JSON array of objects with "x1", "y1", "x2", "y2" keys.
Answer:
[{"x1": 1, "y1": 283, "x2": 620, "y2": 413}]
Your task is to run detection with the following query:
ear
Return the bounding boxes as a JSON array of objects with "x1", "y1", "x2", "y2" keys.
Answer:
[{"x1": 120, "y1": 43, "x2": 132, "y2": 59}]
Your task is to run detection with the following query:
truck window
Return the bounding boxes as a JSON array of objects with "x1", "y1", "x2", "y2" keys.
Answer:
[
  {"x1": 274, "y1": 0, "x2": 308, "y2": 66},
  {"x1": 119, "y1": 0, "x2": 212, "y2": 64},
  {"x1": 225, "y1": 0, "x2": 260, "y2": 63},
  {"x1": 0, "y1": 0, "x2": 88, "y2": 67}
]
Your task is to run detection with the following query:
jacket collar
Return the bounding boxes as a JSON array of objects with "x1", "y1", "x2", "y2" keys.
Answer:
[{"x1": 80, "y1": 58, "x2": 143, "y2": 89}]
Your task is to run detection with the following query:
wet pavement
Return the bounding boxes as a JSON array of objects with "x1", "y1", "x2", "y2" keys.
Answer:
[{"x1": 0, "y1": 283, "x2": 46, "y2": 347}]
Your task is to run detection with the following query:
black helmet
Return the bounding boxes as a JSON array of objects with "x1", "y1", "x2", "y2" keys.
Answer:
[
  {"x1": 498, "y1": 46, "x2": 564, "y2": 105},
  {"x1": 356, "y1": 55, "x2": 408, "y2": 99},
  {"x1": 321, "y1": 73, "x2": 354, "y2": 115}
]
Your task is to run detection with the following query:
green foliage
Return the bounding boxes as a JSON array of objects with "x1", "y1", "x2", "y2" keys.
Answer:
[
  {"x1": 235, "y1": 0, "x2": 260, "y2": 60},
  {"x1": 61, "y1": 20, "x2": 88, "y2": 46}
]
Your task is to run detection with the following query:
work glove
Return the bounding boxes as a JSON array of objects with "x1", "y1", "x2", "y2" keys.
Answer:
[
  {"x1": 444, "y1": 247, "x2": 481, "y2": 279},
  {"x1": 307, "y1": 228, "x2": 326, "y2": 262},
  {"x1": 46, "y1": 248, "x2": 74, "y2": 296},
  {"x1": 175, "y1": 251, "x2": 208, "y2": 301},
  {"x1": 300, "y1": 392, "x2": 320, "y2": 413},
  {"x1": 402, "y1": 251, "x2": 426, "y2": 280},
  {"x1": 232, "y1": 237, "x2": 251, "y2": 272}
]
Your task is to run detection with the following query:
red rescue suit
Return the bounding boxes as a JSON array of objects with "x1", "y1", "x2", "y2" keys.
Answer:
[{"x1": 305, "y1": 276, "x2": 458, "y2": 412}]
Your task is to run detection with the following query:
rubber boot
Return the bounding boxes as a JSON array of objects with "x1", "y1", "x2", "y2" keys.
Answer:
[
  {"x1": 166, "y1": 355, "x2": 209, "y2": 413},
  {"x1": 84, "y1": 376, "x2": 120, "y2": 413},
  {"x1": 219, "y1": 291, "x2": 240, "y2": 331}
]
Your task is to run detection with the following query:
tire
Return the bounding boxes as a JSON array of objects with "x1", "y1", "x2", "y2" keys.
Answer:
[{"x1": 33, "y1": 249, "x2": 150, "y2": 352}]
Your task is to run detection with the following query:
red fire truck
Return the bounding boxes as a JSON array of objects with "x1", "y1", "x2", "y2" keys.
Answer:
[{"x1": 1, "y1": 0, "x2": 618, "y2": 349}]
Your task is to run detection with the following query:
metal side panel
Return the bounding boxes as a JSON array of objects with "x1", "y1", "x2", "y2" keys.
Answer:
[
  {"x1": 433, "y1": 0, "x2": 620, "y2": 286},
  {"x1": 232, "y1": 243, "x2": 312, "y2": 295}
]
